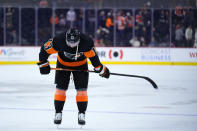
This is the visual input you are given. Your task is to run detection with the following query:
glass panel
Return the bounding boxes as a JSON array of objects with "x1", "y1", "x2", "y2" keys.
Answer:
[
  {"x1": 184, "y1": 8, "x2": 196, "y2": 47},
  {"x1": 0, "y1": 8, "x2": 4, "y2": 45},
  {"x1": 97, "y1": 9, "x2": 114, "y2": 47},
  {"x1": 115, "y1": 9, "x2": 133, "y2": 46},
  {"x1": 74, "y1": 9, "x2": 83, "y2": 32},
  {"x1": 38, "y1": 8, "x2": 52, "y2": 45},
  {"x1": 171, "y1": 7, "x2": 184, "y2": 47},
  {"x1": 85, "y1": 9, "x2": 96, "y2": 41},
  {"x1": 153, "y1": 9, "x2": 170, "y2": 47},
  {"x1": 172, "y1": 8, "x2": 197, "y2": 47},
  {"x1": 64, "y1": 8, "x2": 78, "y2": 29},
  {"x1": 54, "y1": 8, "x2": 67, "y2": 35},
  {"x1": 134, "y1": 8, "x2": 152, "y2": 47},
  {"x1": 6, "y1": 7, "x2": 19, "y2": 45},
  {"x1": 194, "y1": 9, "x2": 197, "y2": 48},
  {"x1": 54, "y1": 8, "x2": 83, "y2": 36},
  {"x1": 21, "y1": 8, "x2": 35, "y2": 46}
]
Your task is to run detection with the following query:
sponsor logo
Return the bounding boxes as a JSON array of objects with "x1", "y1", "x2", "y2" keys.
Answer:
[
  {"x1": 109, "y1": 49, "x2": 123, "y2": 59},
  {"x1": 0, "y1": 48, "x2": 25, "y2": 57},
  {"x1": 189, "y1": 52, "x2": 197, "y2": 58},
  {"x1": 0, "y1": 49, "x2": 6, "y2": 55},
  {"x1": 63, "y1": 51, "x2": 83, "y2": 60},
  {"x1": 96, "y1": 51, "x2": 106, "y2": 58},
  {"x1": 141, "y1": 49, "x2": 171, "y2": 61}
]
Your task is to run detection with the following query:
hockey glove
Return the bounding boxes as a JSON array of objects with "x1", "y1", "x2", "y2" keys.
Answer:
[
  {"x1": 37, "y1": 61, "x2": 51, "y2": 75},
  {"x1": 94, "y1": 65, "x2": 110, "y2": 78}
]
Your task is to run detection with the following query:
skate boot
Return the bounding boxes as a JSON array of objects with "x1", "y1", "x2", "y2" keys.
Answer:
[
  {"x1": 54, "y1": 112, "x2": 62, "y2": 125},
  {"x1": 78, "y1": 112, "x2": 85, "y2": 125}
]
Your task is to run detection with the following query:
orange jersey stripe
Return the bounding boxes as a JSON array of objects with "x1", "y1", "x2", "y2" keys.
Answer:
[
  {"x1": 46, "y1": 47, "x2": 58, "y2": 54},
  {"x1": 44, "y1": 41, "x2": 58, "y2": 54},
  {"x1": 84, "y1": 49, "x2": 96, "y2": 58},
  {"x1": 54, "y1": 89, "x2": 66, "y2": 101},
  {"x1": 57, "y1": 55, "x2": 87, "y2": 67},
  {"x1": 76, "y1": 91, "x2": 88, "y2": 102}
]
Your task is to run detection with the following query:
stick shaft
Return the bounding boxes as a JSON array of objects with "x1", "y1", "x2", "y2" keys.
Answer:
[{"x1": 51, "y1": 68, "x2": 158, "y2": 89}]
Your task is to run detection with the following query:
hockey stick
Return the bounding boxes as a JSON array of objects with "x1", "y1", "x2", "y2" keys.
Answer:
[{"x1": 51, "y1": 68, "x2": 158, "y2": 89}]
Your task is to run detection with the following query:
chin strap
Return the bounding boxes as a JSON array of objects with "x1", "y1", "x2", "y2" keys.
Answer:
[{"x1": 75, "y1": 45, "x2": 79, "y2": 60}]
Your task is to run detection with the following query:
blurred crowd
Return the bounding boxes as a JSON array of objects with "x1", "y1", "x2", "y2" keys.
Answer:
[{"x1": 0, "y1": 6, "x2": 197, "y2": 47}]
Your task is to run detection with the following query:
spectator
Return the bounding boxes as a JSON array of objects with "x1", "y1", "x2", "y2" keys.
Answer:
[
  {"x1": 55, "y1": 14, "x2": 66, "y2": 35},
  {"x1": 174, "y1": 6, "x2": 184, "y2": 25},
  {"x1": 129, "y1": 37, "x2": 140, "y2": 47},
  {"x1": 59, "y1": 14, "x2": 66, "y2": 27},
  {"x1": 135, "y1": 9, "x2": 151, "y2": 46},
  {"x1": 98, "y1": 10, "x2": 106, "y2": 28},
  {"x1": 136, "y1": 11, "x2": 143, "y2": 26},
  {"x1": 86, "y1": 10, "x2": 95, "y2": 37},
  {"x1": 116, "y1": 10, "x2": 125, "y2": 46},
  {"x1": 105, "y1": 12, "x2": 113, "y2": 30},
  {"x1": 76, "y1": 9, "x2": 83, "y2": 31},
  {"x1": 105, "y1": 12, "x2": 114, "y2": 45},
  {"x1": 0, "y1": 24, "x2": 3, "y2": 45},
  {"x1": 50, "y1": 14, "x2": 59, "y2": 25},
  {"x1": 142, "y1": 9, "x2": 151, "y2": 44},
  {"x1": 125, "y1": 12, "x2": 133, "y2": 46},
  {"x1": 66, "y1": 8, "x2": 76, "y2": 28},
  {"x1": 6, "y1": 8, "x2": 14, "y2": 29},
  {"x1": 149, "y1": 37, "x2": 157, "y2": 47},
  {"x1": 194, "y1": 28, "x2": 197, "y2": 47},
  {"x1": 175, "y1": 25, "x2": 184, "y2": 47},
  {"x1": 141, "y1": 27, "x2": 149, "y2": 46},
  {"x1": 185, "y1": 25, "x2": 193, "y2": 47},
  {"x1": 96, "y1": 26, "x2": 111, "y2": 46},
  {"x1": 196, "y1": 0, "x2": 197, "y2": 8},
  {"x1": 155, "y1": 10, "x2": 170, "y2": 43},
  {"x1": 183, "y1": 8, "x2": 194, "y2": 28}
]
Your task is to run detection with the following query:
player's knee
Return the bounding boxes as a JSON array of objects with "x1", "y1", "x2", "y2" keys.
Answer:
[
  {"x1": 76, "y1": 89, "x2": 88, "y2": 102},
  {"x1": 54, "y1": 88, "x2": 67, "y2": 101}
]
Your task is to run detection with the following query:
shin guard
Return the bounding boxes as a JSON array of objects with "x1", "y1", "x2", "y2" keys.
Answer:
[
  {"x1": 54, "y1": 88, "x2": 66, "y2": 113},
  {"x1": 76, "y1": 90, "x2": 88, "y2": 113}
]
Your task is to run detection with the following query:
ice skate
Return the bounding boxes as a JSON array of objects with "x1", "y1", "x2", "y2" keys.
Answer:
[
  {"x1": 54, "y1": 112, "x2": 62, "y2": 125},
  {"x1": 78, "y1": 112, "x2": 85, "y2": 126}
]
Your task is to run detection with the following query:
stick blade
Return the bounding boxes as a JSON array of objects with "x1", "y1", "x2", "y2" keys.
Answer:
[{"x1": 144, "y1": 77, "x2": 158, "y2": 89}]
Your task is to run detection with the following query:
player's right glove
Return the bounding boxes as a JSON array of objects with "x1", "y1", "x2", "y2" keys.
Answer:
[
  {"x1": 94, "y1": 64, "x2": 110, "y2": 78},
  {"x1": 37, "y1": 61, "x2": 51, "y2": 75}
]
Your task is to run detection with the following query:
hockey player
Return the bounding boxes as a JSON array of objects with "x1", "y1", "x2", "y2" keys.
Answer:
[{"x1": 37, "y1": 28, "x2": 110, "y2": 126}]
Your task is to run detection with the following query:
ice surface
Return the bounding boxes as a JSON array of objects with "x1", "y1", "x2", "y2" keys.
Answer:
[{"x1": 0, "y1": 65, "x2": 197, "y2": 131}]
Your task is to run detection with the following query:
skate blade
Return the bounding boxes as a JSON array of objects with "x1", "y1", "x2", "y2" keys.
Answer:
[
  {"x1": 55, "y1": 124, "x2": 60, "y2": 128},
  {"x1": 80, "y1": 125, "x2": 84, "y2": 129},
  {"x1": 78, "y1": 123, "x2": 85, "y2": 128}
]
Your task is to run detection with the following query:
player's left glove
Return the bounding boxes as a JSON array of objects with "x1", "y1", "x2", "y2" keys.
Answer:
[
  {"x1": 37, "y1": 61, "x2": 51, "y2": 75},
  {"x1": 94, "y1": 64, "x2": 110, "y2": 78}
]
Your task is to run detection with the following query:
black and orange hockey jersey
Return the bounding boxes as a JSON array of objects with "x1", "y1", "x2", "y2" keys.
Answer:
[{"x1": 39, "y1": 32, "x2": 102, "y2": 68}]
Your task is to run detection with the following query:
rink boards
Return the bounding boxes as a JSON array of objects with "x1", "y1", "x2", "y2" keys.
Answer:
[{"x1": 0, "y1": 47, "x2": 197, "y2": 66}]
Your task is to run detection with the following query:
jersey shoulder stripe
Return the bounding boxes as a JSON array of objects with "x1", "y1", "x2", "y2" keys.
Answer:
[
  {"x1": 44, "y1": 39, "x2": 58, "y2": 54},
  {"x1": 84, "y1": 47, "x2": 97, "y2": 58}
]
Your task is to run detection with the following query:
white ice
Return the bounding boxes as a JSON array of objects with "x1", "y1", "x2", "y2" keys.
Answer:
[{"x1": 0, "y1": 64, "x2": 197, "y2": 131}]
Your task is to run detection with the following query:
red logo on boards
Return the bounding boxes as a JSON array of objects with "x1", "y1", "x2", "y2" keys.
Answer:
[
  {"x1": 189, "y1": 52, "x2": 197, "y2": 58},
  {"x1": 109, "y1": 49, "x2": 123, "y2": 59}
]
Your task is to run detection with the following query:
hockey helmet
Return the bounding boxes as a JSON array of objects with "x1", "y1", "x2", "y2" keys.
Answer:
[{"x1": 66, "y1": 28, "x2": 80, "y2": 48}]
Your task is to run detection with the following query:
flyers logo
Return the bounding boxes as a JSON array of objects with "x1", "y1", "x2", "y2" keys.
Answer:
[
  {"x1": 44, "y1": 39, "x2": 53, "y2": 50},
  {"x1": 109, "y1": 49, "x2": 123, "y2": 59}
]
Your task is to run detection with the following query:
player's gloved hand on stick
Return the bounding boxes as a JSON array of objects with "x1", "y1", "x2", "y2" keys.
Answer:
[
  {"x1": 37, "y1": 61, "x2": 51, "y2": 75},
  {"x1": 94, "y1": 64, "x2": 110, "y2": 78}
]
